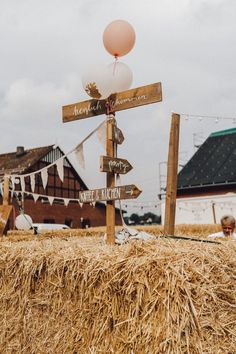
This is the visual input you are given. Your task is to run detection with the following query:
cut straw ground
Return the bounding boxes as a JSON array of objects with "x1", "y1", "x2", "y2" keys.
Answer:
[{"x1": 0, "y1": 234, "x2": 235, "y2": 353}]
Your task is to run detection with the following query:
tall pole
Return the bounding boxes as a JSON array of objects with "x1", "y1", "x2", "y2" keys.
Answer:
[
  {"x1": 212, "y1": 202, "x2": 216, "y2": 224},
  {"x1": 106, "y1": 114, "x2": 116, "y2": 244},
  {"x1": 164, "y1": 113, "x2": 180, "y2": 235},
  {"x1": 2, "y1": 175, "x2": 10, "y2": 206}
]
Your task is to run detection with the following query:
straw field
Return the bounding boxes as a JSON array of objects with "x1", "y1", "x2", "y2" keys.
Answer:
[{"x1": 0, "y1": 225, "x2": 235, "y2": 353}]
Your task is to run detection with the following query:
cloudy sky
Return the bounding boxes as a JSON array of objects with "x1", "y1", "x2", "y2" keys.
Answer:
[{"x1": 1, "y1": 0, "x2": 236, "y2": 215}]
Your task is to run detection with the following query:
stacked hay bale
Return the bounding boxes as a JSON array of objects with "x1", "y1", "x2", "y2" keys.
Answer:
[{"x1": 0, "y1": 235, "x2": 235, "y2": 353}]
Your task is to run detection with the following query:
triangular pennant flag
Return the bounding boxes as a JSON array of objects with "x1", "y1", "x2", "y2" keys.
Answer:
[
  {"x1": 48, "y1": 196, "x2": 54, "y2": 205},
  {"x1": 92, "y1": 201, "x2": 96, "y2": 208},
  {"x1": 56, "y1": 157, "x2": 64, "y2": 182},
  {"x1": 20, "y1": 176, "x2": 25, "y2": 192},
  {"x1": 64, "y1": 198, "x2": 70, "y2": 207},
  {"x1": 79, "y1": 202, "x2": 83, "y2": 208},
  {"x1": 75, "y1": 144, "x2": 85, "y2": 169},
  {"x1": 30, "y1": 174, "x2": 35, "y2": 192},
  {"x1": 32, "y1": 194, "x2": 39, "y2": 203},
  {"x1": 41, "y1": 168, "x2": 48, "y2": 190},
  {"x1": 96, "y1": 122, "x2": 106, "y2": 149},
  {"x1": 10, "y1": 176, "x2": 16, "y2": 193}
]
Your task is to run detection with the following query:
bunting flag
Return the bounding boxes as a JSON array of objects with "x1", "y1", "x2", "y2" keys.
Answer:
[
  {"x1": 79, "y1": 202, "x2": 83, "y2": 208},
  {"x1": 32, "y1": 194, "x2": 39, "y2": 203},
  {"x1": 10, "y1": 176, "x2": 15, "y2": 199},
  {"x1": 41, "y1": 168, "x2": 48, "y2": 190},
  {"x1": 96, "y1": 121, "x2": 106, "y2": 149},
  {"x1": 64, "y1": 198, "x2": 70, "y2": 207},
  {"x1": 10, "y1": 176, "x2": 15, "y2": 191},
  {"x1": 30, "y1": 174, "x2": 35, "y2": 192},
  {"x1": 91, "y1": 202, "x2": 96, "y2": 208},
  {"x1": 4, "y1": 120, "x2": 107, "y2": 185},
  {"x1": 48, "y1": 196, "x2": 54, "y2": 205},
  {"x1": 75, "y1": 144, "x2": 85, "y2": 169},
  {"x1": 20, "y1": 176, "x2": 25, "y2": 193},
  {"x1": 56, "y1": 157, "x2": 64, "y2": 182}
]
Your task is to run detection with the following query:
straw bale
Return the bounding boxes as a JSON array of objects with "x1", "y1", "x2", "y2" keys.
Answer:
[{"x1": 0, "y1": 233, "x2": 235, "y2": 353}]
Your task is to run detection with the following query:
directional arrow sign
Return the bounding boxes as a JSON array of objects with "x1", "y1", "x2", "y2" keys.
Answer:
[
  {"x1": 100, "y1": 156, "x2": 133, "y2": 174},
  {"x1": 79, "y1": 185, "x2": 142, "y2": 203},
  {"x1": 62, "y1": 82, "x2": 162, "y2": 122}
]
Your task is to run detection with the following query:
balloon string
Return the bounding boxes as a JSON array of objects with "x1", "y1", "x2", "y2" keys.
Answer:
[{"x1": 113, "y1": 56, "x2": 118, "y2": 76}]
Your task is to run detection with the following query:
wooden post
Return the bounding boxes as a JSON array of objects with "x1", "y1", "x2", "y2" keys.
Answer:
[
  {"x1": 106, "y1": 115, "x2": 116, "y2": 244},
  {"x1": 2, "y1": 175, "x2": 10, "y2": 206},
  {"x1": 164, "y1": 113, "x2": 180, "y2": 235},
  {"x1": 212, "y1": 202, "x2": 216, "y2": 224}
]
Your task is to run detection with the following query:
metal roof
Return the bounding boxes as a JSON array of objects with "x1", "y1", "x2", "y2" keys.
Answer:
[{"x1": 178, "y1": 128, "x2": 236, "y2": 191}]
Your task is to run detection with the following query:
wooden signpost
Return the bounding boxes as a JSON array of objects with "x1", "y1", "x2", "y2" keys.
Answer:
[{"x1": 62, "y1": 82, "x2": 162, "y2": 244}]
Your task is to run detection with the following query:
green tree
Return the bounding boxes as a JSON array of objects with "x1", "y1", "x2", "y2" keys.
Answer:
[
  {"x1": 129, "y1": 213, "x2": 140, "y2": 225},
  {"x1": 143, "y1": 212, "x2": 161, "y2": 224}
]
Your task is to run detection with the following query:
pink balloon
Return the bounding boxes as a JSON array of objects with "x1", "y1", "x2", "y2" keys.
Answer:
[{"x1": 103, "y1": 20, "x2": 136, "y2": 57}]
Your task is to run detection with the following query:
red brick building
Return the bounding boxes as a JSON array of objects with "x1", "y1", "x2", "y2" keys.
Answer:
[{"x1": 0, "y1": 145, "x2": 122, "y2": 229}]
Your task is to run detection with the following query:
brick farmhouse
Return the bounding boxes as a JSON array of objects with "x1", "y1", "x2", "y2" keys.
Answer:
[{"x1": 0, "y1": 145, "x2": 122, "y2": 230}]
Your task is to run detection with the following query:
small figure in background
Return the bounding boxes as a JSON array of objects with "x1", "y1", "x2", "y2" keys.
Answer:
[{"x1": 208, "y1": 215, "x2": 236, "y2": 239}]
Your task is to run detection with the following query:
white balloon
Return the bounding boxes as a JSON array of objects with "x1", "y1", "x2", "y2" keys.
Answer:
[
  {"x1": 82, "y1": 64, "x2": 114, "y2": 100},
  {"x1": 107, "y1": 61, "x2": 133, "y2": 93},
  {"x1": 15, "y1": 214, "x2": 33, "y2": 230}
]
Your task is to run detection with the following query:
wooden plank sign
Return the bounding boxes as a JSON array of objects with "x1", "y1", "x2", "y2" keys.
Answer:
[
  {"x1": 0, "y1": 205, "x2": 13, "y2": 236},
  {"x1": 108, "y1": 124, "x2": 124, "y2": 144},
  {"x1": 62, "y1": 82, "x2": 162, "y2": 122},
  {"x1": 100, "y1": 156, "x2": 133, "y2": 174},
  {"x1": 79, "y1": 185, "x2": 141, "y2": 203}
]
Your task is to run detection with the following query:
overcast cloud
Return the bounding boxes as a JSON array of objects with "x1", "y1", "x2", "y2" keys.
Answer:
[{"x1": 1, "y1": 0, "x2": 236, "y2": 215}]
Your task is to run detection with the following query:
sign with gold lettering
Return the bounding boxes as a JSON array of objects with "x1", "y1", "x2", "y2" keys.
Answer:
[{"x1": 62, "y1": 82, "x2": 162, "y2": 123}]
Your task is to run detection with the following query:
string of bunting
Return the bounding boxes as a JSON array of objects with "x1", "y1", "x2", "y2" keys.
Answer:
[
  {"x1": 180, "y1": 113, "x2": 236, "y2": 124},
  {"x1": 178, "y1": 200, "x2": 236, "y2": 213},
  {"x1": 8, "y1": 190, "x2": 97, "y2": 209},
  {"x1": 0, "y1": 119, "x2": 107, "y2": 196},
  {"x1": 122, "y1": 198, "x2": 236, "y2": 212}
]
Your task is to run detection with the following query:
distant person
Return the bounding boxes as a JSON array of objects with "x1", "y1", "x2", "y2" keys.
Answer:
[{"x1": 208, "y1": 215, "x2": 236, "y2": 239}]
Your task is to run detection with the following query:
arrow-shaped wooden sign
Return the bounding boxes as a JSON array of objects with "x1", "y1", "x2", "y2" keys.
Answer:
[
  {"x1": 100, "y1": 156, "x2": 133, "y2": 174},
  {"x1": 62, "y1": 82, "x2": 162, "y2": 122},
  {"x1": 79, "y1": 184, "x2": 141, "y2": 203}
]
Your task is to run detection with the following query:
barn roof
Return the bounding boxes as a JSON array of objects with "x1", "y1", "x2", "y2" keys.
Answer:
[
  {"x1": 177, "y1": 127, "x2": 236, "y2": 192},
  {"x1": 0, "y1": 145, "x2": 54, "y2": 175}
]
